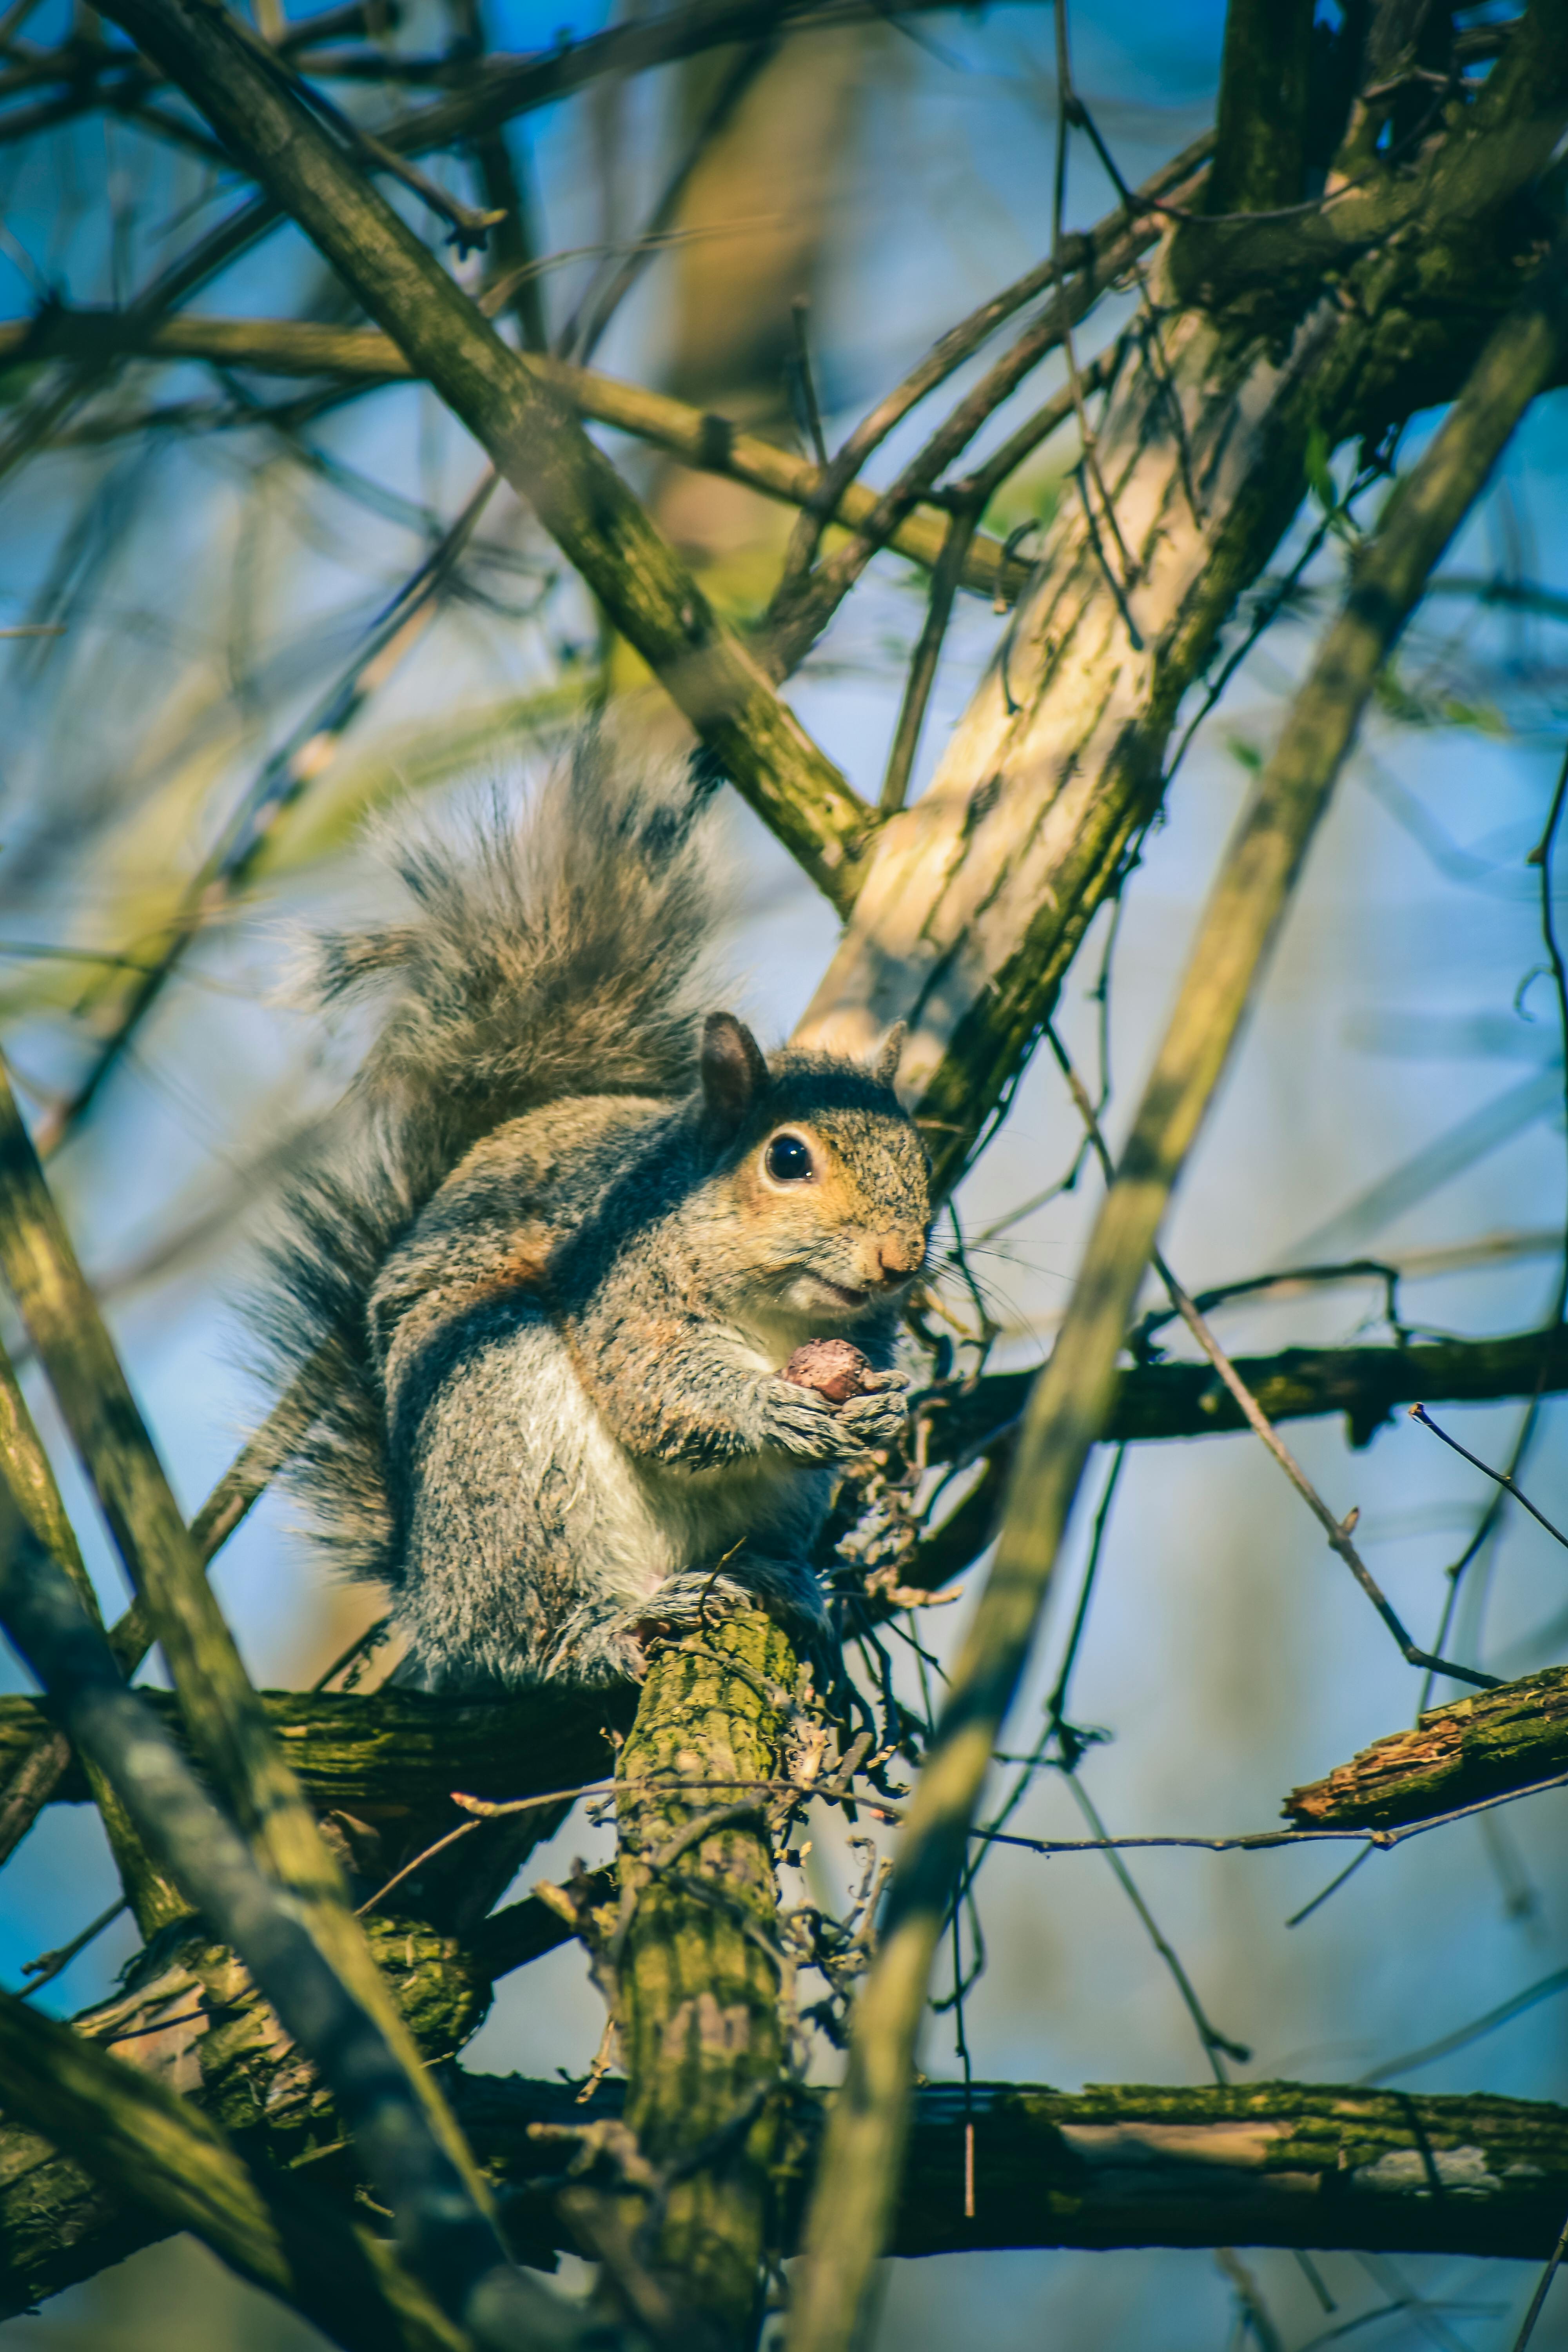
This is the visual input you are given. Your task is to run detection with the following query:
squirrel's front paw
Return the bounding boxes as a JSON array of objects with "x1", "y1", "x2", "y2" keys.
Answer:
[
  {"x1": 760, "y1": 1372, "x2": 909, "y2": 1461},
  {"x1": 759, "y1": 1377, "x2": 864, "y2": 1462},
  {"x1": 836, "y1": 1382, "x2": 910, "y2": 1453}
]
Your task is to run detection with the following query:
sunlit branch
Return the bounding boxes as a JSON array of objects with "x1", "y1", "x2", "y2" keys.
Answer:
[
  {"x1": 94, "y1": 0, "x2": 874, "y2": 911},
  {"x1": 0, "y1": 312, "x2": 1030, "y2": 601},
  {"x1": 785, "y1": 218, "x2": 1568, "y2": 2352}
]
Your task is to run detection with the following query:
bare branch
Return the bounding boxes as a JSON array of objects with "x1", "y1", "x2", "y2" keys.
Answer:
[
  {"x1": 0, "y1": 313, "x2": 1031, "y2": 603},
  {"x1": 93, "y1": 0, "x2": 874, "y2": 911},
  {"x1": 784, "y1": 222, "x2": 1568, "y2": 2352},
  {"x1": 0, "y1": 1060, "x2": 492, "y2": 2210}
]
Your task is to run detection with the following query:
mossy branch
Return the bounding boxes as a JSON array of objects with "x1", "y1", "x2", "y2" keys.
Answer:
[
  {"x1": 0, "y1": 1540, "x2": 595, "y2": 2349},
  {"x1": 0, "y1": 1684, "x2": 621, "y2": 1844},
  {"x1": 0, "y1": 1983, "x2": 466, "y2": 2352},
  {"x1": 8, "y1": 2051, "x2": 1568, "y2": 2319},
  {"x1": 1286, "y1": 1666, "x2": 1568, "y2": 1831},
  {"x1": 606, "y1": 1615, "x2": 799, "y2": 2339}
]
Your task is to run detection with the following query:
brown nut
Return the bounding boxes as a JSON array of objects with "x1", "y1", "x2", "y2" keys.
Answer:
[{"x1": 782, "y1": 1339, "x2": 873, "y2": 1404}]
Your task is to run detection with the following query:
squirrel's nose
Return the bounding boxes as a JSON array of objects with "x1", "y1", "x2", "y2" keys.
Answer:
[{"x1": 873, "y1": 1234, "x2": 924, "y2": 1285}]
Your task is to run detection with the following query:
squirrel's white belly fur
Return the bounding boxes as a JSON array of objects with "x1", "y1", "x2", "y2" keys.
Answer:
[{"x1": 392, "y1": 1298, "x2": 823, "y2": 1690}]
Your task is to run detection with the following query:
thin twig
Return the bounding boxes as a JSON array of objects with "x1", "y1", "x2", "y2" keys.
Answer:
[
  {"x1": 1409, "y1": 1403, "x2": 1568, "y2": 1553},
  {"x1": 1043, "y1": 1020, "x2": 1498, "y2": 1690},
  {"x1": 16, "y1": 1898, "x2": 127, "y2": 1997},
  {"x1": 37, "y1": 468, "x2": 501, "y2": 1154},
  {"x1": 1062, "y1": 1774, "x2": 1249, "y2": 2079},
  {"x1": 0, "y1": 310, "x2": 1030, "y2": 603},
  {"x1": 970, "y1": 1764, "x2": 1568, "y2": 1855},
  {"x1": 788, "y1": 295, "x2": 830, "y2": 470},
  {"x1": 1357, "y1": 1962, "x2": 1568, "y2": 2088},
  {"x1": 879, "y1": 499, "x2": 981, "y2": 813},
  {"x1": 1160, "y1": 1277, "x2": 1498, "y2": 1690},
  {"x1": 1051, "y1": 2, "x2": 1137, "y2": 598},
  {"x1": 1511, "y1": 2205, "x2": 1568, "y2": 2352},
  {"x1": 559, "y1": 33, "x2": 773, "y2": 365}
]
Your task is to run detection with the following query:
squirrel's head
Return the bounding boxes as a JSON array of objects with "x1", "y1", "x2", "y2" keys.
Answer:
[{"x1": 697, "y1": 1012, "x2": 932, "y2": 1325}]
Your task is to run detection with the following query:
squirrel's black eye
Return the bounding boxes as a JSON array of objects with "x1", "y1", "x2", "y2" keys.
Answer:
[{"x1": 765, "y1": 1131, "x2": 813, "y2": 1183}]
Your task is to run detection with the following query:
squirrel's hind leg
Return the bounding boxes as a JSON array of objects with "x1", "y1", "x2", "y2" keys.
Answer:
[{"x1": 552, "y1": 1552, "x2": 835, "y2": 1687}]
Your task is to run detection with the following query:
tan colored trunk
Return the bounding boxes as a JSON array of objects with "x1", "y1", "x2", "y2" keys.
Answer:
[{"x1": 795, "y1": 280, "x2": 1338, "y2": 1181}]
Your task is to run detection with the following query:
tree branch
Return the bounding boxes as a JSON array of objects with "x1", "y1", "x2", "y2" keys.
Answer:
[
  {"x1": 0, "y1": 1364, "x2": 327, "y2": 1869},
  {"x1": 0, "y1": 1539, "x2": 590, "y2": 2350},
  {"x1": 0, "y1": 313, "x2": 1030, "y2": 604},
  {"x1": 1201, "y1": 0, "x2": 1315, "y2": 217},
  {"x1": 92, "y1": 0, "x2": 872, "y2": 914},
  {"x1": 798, "y1": 13, "x2": 1568, "y2": 1189},
  {"x1": 609, "y1": 1616, "x2": 799, "y2": 2334},
  {"x1": 0, "y1": 1984, "x2": 466, "y2": 2352},
  {"x1": 0, "y1": 1364, "x2": 188, "y2": 1931},
  {"x1": 8, "y1": 2057, "x2": 1568, "y2": 2315},
  {"x1": 922, "y1": 1321, "x2": 1568, "y2": 1469},
  {"x1": 784, "y1": 220, "x2": 1568, "y2": 2352},
  {"x1": 0, "y1": 1060, "x2": 492, "y2": 2216},
  {"x1": 1286, "y1": 1666, "x2": 1568, "y2": 1832},
  {"x1": 1, "y1": 1324, "x2": 1557, "y2": 1840}
]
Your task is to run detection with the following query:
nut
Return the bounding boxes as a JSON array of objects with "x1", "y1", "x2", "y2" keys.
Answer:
[{"x1": 782, "y1": 1339, "x2": 873, "y2": 1403}]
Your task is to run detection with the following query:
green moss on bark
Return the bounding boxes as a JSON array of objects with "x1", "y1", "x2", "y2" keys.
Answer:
[{"x1": 613, "y1": 1614, "x2": 798, "y2": 2337}]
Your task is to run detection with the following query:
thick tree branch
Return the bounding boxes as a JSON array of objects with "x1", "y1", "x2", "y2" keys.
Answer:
[
  {"x1": 609, "y1": 1617, "x2": 798, "y2": 2335},
  {"x1": 0, "y1": 1985, "x2": 466, "y2": 2352},
  {"x1": 785, "y1": 219, "x2": 1568, "y2": 2352},
  {"x1": 7, "y1": 2062, "x2": 1568, "y2": 2316},
  {"x1": 1200, "y1": 0, "x2": 1315, "y2": 217},
  {"x1": 798, "y1": 11, "x2": 1568, "y2": 1187},
  {"x1": 92, "y1": 0, "x2": 871, "y2": 913},
  {"x1": 0, "y1": 1060, "x2": 491, "y2": 2214},
  {"x1": 0, "y1": 1541, "x2": 589, "y2": 2351},
  {"x1": 0, "y1": 1684, "x2": 622, "y2": 1837},
  {"x1": 1286, "y1": 1667, "x2": 1568, "y2": 1831}
]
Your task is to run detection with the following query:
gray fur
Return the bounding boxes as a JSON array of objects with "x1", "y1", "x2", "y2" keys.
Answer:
[{"x1": 252, "y1": 731, "x2": 932, "y2": 1693}]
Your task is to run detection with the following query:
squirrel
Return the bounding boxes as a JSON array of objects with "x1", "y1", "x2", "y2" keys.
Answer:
[{"x1": 254, "y1": 729, "x2": 933, "y2": 1693}]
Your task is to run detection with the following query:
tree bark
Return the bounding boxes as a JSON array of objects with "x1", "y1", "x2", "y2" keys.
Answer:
[
  {"x1": 925, "y1": 1323, "x2": 1568, "y2": 1463},
  {"x1": 795, "y1": 13, "x2": 1568, "y2": 1187},
  {"x1": 8, "y1": 2062, "x2": 1568, "y2": 2318},
  {"x1": 1286, "y1": 1666, "x2": 1568, "y2": 1830},
  {"x1": 606, "y1": 1614, "x2": 799, "y2": 2337}
]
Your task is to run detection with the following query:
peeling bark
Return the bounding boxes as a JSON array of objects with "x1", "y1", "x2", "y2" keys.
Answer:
[{"x1": 1286, "y1": 1667, "x2": 1568, "y2": 1830}]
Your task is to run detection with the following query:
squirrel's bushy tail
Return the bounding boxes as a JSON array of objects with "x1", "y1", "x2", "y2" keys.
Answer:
[{"x1": 250, "y1": 729, "x2": 725, "y2": 1587}]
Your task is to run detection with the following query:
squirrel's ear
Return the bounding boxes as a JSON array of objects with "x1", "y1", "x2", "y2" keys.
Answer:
[
  {"x1": 873, "y1": 1020, "x2": 907, "y2": 1090},
  {"x1": 700, "y1": 1013, "x2": 769, "y2": 1143}
]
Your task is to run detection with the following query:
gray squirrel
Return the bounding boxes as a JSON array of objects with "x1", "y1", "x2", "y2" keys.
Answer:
[{"x1": 255, "y1": 731, "x2": 933, "y2": 1692}]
